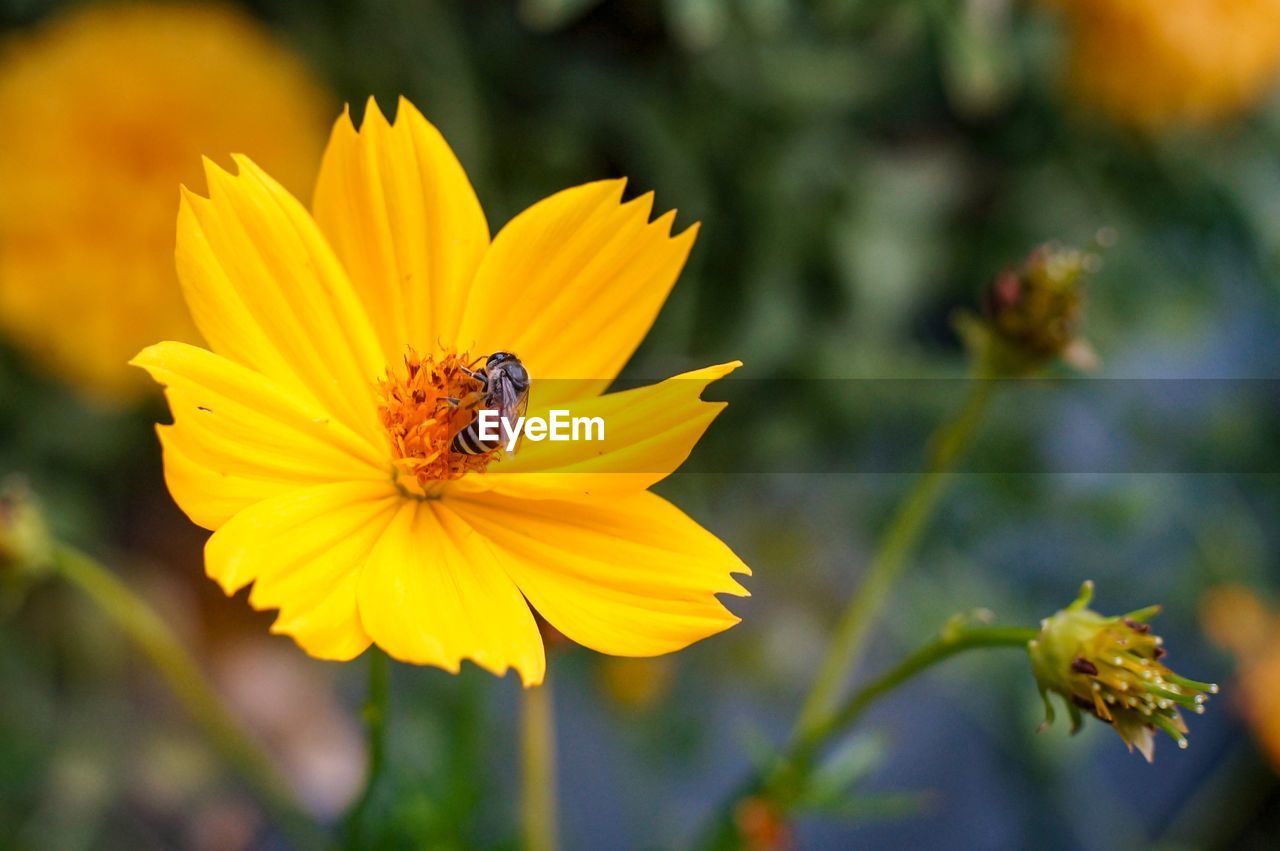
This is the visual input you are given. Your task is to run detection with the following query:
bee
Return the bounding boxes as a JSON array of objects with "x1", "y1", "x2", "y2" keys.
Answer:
[{"x1": 449, "y1": 351, "x2": 531, "y2": 456}]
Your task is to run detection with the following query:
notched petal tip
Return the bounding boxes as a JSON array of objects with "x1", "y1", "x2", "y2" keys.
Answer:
[
  {"x1": 269, "y1": 615, "x2": 370, "y2": 663},
  {"x1": 391, "y1": 94, "x2": 431, "y2": 127},
  {"x1": 204, "y1": 545, "x2": 249, "y2": 597},
  {"x1": 127, "y1": 343, "x2": 164, "y2": 371},
  {"x1": 228, "y1": 152, "x2": 262, "y2": 175},
  {"x1": 704, "y1": 359, "x2": 744, "y2": 378},
  {"x1": 129, "y1": 341, "x2": 195, "y2": 390},
  {"x1": 628, "y1": 193, "x2": 699, "y2": 242},
  {"x1": 323, "y1": 103, "x2": 359, "y2": 149},
  {"x1": 361, "y1": 94, "x2": 390, "y2": 129},
  {"x1": 176, "y1": 183, "x2": 208, "y2": 212},
  {"x1": 575, "y1": 176, "x2": 627, "y2": 209},
  {"x1": 650, "y1": 207, "x2": 678, "y2": 237},
  {"x1": 676, "y1": 219, "x2": 702, "y2": 242},
  {"x1": 683, "y1": 359, "x2": 742, "y2": 402},
  {"x1": 199, "y1": 153, "x2": 234, "y2": 191}
]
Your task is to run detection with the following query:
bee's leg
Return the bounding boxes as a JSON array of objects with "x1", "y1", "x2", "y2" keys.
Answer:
[
  {"x1": 439, "y1": 396, "x2": 461, "y2": 407},
  {"x1": 460, "y1": 366, "x2": 485, "y2": 381}
]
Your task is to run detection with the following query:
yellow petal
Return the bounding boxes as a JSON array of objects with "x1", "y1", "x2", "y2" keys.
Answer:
[
  {"x1": 312, "y1": 98, "x2": 490, "y2": 357},
  {"x1": 204, "y1": 481, "x2": 402, "y2": 661},
  {"x1": 357, "y1": 500, "x2": 545, "y2": 684},
  {"x1": 132, "y1": 342, "x2": 388, "y2": 529},
  {"x1": 448, "y1": 491, "x2": 749, "y2": 657},
  {"x1": 176, "y1": 155, "x2": 386, "y2": 443},
  {"x1": 451, "y1": 361, "x2": 740, "y2": 501},
  {"x1": 455, "y1": 180, "x2": 697, "y2": 399}
]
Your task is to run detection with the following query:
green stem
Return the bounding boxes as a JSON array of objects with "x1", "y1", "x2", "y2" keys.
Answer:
[
  {"x1": 343, "y1": 648, "x2": 389, "y2": 847},
  {"x1": 795, "y1": 625, "x2": 1036, "y2": 762},
  {"x1": 697, "y1": 624, "x2": 1035, "y2": 849},
  {"x1": 793, "y1": 372, "x2": 997, "y2": 739},
  {"x1": 52, "y1": 544, "x2": 327, "y2": 849},
  {"x1": 521, "y1": 679, "x2": 559, "y2": 851}
]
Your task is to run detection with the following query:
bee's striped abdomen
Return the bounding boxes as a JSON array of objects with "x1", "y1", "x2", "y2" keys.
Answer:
[{"x1": 451, "y1": 419, "x2": 499, "y2": 455}]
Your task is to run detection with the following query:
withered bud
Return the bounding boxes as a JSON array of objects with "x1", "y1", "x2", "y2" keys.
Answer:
[{"x1": 966, "y1": 241, "x2": 1100, "y2": 374}]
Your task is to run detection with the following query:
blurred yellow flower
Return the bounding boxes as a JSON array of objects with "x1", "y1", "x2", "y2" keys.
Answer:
[
  {"x1": 0, "y1": 3, "x2": 330, "y2": 400},
  {"x1": 132, "y1": 97, "x2": 749, "y2": 684},
  {"x1": 1049, "y1": 0, "x2": 1280, "y2": 129},
  {"x1": 1201, "y1": 585, "x2": 1280, "y2": 769}
]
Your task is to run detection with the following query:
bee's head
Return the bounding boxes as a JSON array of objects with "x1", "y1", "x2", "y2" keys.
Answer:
[{"x1": 486, "y1": 351, "x2": 529, "y2": 389}]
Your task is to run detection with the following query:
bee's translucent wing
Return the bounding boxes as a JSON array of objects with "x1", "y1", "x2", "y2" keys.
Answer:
[{"x1": 497, "y1": 376, "x2": 531, "y2": 455}]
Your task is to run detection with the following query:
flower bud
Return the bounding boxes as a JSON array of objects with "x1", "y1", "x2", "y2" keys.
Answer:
[
  {"x1": 0, "y1": 478, "x2": 53, "y2": 579},
  {"x1": 964, "y1": 242, "x2": 1099, "y2": 374},
  {"x1": 1029, "y1": 581, "x2": 1217, "y2": 761}
]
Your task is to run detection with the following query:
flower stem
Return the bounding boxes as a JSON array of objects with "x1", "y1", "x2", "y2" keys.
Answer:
[
  {"x1": 521, "y1": 679, "x2": 560, "y2": 851},
  {"x1": 697, "y1": 624, "x2": 1035, "y2": 849},
  {"x1": 343, "y1": 648, "x2": 389, "y2": 847},
  {"x1": 793, "y1": 371, "x2": 997, "y2": 739},
  {"x1": 793, "y1": 625, "x2": 1037, "y2": 762},
  {"x1": 51, "y1": 544, "x2": 327, "y2": 849}
]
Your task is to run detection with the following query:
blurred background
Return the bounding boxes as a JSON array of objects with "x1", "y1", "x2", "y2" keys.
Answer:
[{"x1": 3, "y1": 0, "x2": 1280, "y2": 848}]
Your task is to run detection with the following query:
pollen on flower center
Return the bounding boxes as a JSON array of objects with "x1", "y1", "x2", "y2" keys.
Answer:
[{"x1": 376, "y1": 348, "x2": 497, "y2": 488}]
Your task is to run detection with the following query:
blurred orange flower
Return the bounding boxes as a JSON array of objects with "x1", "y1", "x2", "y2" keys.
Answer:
[
  {"x1": 1201, "y1": 585, "x2": 1280, "y2": 768},
  {"x1": 0, "y1": 3, "x2": 330, "y2": 400},
  {"x1": 1048, "y1": 0, "x2": 1280, "y2": 129}
]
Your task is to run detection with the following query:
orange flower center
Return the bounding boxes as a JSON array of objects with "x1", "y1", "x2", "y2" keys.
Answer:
[{"x1": 376, "y1": 348, "x2": 498, "y2": 490}]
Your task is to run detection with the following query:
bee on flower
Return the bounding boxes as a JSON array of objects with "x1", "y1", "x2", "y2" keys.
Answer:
[
  {"x1": 1029, "y1": 581, "x2": 1217, "y2": 761},
  {"x1": 132, "y1": 97, "x2": 750, "y2": 684}
]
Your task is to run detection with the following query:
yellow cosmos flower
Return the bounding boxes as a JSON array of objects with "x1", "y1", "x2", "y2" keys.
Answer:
[
  {"x1": 0, "y1": 3, "x2": 329, "y2": 399},
  {"x1": 1048, "y1": 0, "x2": 1280, "y2": 129},
  {"x1": 132, "y1": 97, "x2": 750, "y2": 685}
]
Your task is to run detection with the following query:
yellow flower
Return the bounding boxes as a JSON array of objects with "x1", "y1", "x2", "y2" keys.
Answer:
[
  {"x1": 1046, "y1": 0, "x2": 1280, "y2": 129},
  {"x1": 1201, "y1": 586, "x2": 1280, "y2": 771},
  {"x1": 0, "y1": 3, "x2": 330, "y2": 400},
  {"x1": 132, "y1": 97, "x2": 750, "y2": 685}
]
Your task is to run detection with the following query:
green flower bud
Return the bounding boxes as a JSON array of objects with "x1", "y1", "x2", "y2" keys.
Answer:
[
  {"x1": 960, "y1": 242, "x2": 1100, "y2": 375},
  {"x1": 0, "y1": 478, "x2": 53, "y2": 579},
  {"x1": 1029, "y1": 581, "x2": 1217, "y2": 761}
]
